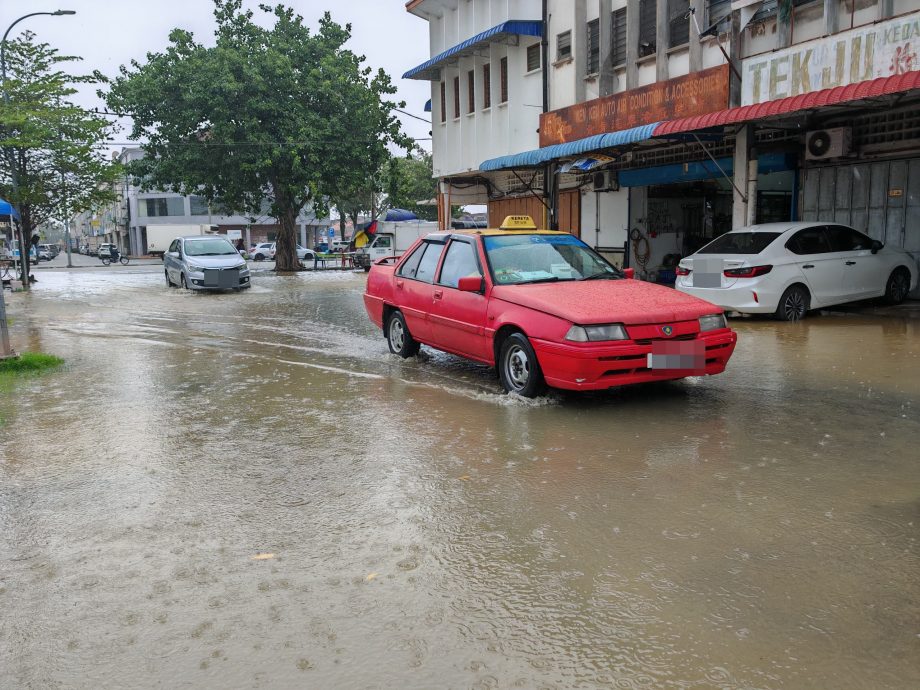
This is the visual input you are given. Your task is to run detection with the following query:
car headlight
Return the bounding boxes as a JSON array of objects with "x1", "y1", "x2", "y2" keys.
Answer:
[
  {"x1": 699, "y1": 313, "x2": 727, "y2": 331},
  {"x1": 185, "y1": 262, "x2": 202, "y2": 272},
  {"x1": 565, "y1": 323, "x2": 628, "y2": 342}
]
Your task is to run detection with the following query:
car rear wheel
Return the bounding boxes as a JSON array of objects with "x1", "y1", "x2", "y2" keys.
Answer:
[
  {"x1": 775, "y1": 285, "x2": 809, "y2": 321},
  {"x1": 254, "y1": 253, "x2": 265, "y2": 261},
  {"x1": 884, "y1": 267, "x2": 911, "y2": 305},
  {"x1": 499, "y1": 333, "x2": 546, "y2": 397},
  {"x1": 386, "y1": 311, "x2": 420, "y2": 358}
]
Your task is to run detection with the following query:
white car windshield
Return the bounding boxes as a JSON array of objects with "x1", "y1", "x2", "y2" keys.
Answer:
[
  {"x1": 185, "y1": 239, "x2": 238, "y2": 256},
  {"x1": 484, "y1": 234, "x2": 621, "y2": 285}
]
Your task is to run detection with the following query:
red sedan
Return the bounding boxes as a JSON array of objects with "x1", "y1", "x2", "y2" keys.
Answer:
[{"x1": 364, "y1": 216, "x2": 737, "y2": 397}]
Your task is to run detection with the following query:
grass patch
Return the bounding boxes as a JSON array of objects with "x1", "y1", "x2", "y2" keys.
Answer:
[{"x1": 0, "y1": 351, "x2": 64, "y2": 375}]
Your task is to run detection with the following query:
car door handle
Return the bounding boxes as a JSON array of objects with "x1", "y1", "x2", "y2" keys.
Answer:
[
  {"x1": 802, "y1": 264, "x2": 814, "y2": 269},
  {"x1": 395, "y1": 279, "x2": 404, "y2": 289},
  {"x1": 845, "y1": 261, "x2": 856, "y2": 265},
  {"x1": 433, "y1": 290, "x2": 443, "y2": 300}
]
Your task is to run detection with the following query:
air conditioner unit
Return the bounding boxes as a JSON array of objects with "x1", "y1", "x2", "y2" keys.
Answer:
[
  {"x1": 805, "y1": 127, "x2": 852, "y2": 160},
  {"x1": 592, "y1": 170, "x2": 619, "y2": 192}
]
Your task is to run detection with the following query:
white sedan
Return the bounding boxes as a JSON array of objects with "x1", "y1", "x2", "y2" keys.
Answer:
[
  {"x1": 269, "y1": 243, "x2": 315, "y2": 262},
  {"x1": 676, "y1": 222, "x2": 917, "y2": 320}
]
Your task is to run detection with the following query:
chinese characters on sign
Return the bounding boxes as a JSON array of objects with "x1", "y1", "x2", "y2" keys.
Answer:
[
  {"x1": 742, "y1": 15, "x2": 920, "y2": 106},
  {"x1": 539, "y1": 65, "x2": 730, "y2": 147}
]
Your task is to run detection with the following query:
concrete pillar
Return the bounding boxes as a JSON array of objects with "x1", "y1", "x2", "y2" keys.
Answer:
[
  {"x1": 598, "y1": 0, "x2": 615, "y2": 96},
  {"x1": 732, "y1": 125, "x2": 752, "y2": 230},
  {"x1": 299, "y1": 224, "x2": 306, "y2": 247},
  {"x1": 746, "y1": 158, "x2": 758, "y2": 226},
  {"x1": 689, "y1": 0, "x2": 703, "y2": 72},
  {"x1": 626, "y1": 0, "x2": 640, "y2": 89},
  {"x1": 656, "y1": 0, "x2": 669, "y2": 81},
  {"x1": 824, "y1": 0, "x2": 839, "y2": 35},
  {"x1": 729, "y1": 9, "x2": 743, "y2": 107},
  {"x1": 574, "y1": 0, "x2": 587, "y2": 102}
]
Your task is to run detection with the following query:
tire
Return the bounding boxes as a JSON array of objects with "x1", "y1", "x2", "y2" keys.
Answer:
[
  {"x1": 101, "y1": 257, "x2": 111, "y2": 266},
  {"x1": 254, "y1": 253, "x2": 264, "y2": 262},
  {"x1": 884, "y1": 267, "x2": 911, "y2": 305},
  {"x1": 774, "y1": 285, "x2": 810, "y2": 321},
  {"x1": 386, "y1": 311, "x2": 420, "y2": 358},
  {"x1": 498, "y1": 332, "x2": 546, "y2": 397},
  {"x1": 120, "y1": 256, "x2": 129, "y2": 265},
  {"x1": 165, "y1": 270, "x2": 174, "y2": 287},
  {"x1": 180, "y1": 273, "x2": 189, "y2": 290}
]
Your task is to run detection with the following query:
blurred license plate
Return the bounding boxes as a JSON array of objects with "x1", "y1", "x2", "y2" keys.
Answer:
[
  {"x1": 647, "y1": 340, "x2": 705, "y2": 371},
  {"x1": 204, "y1": 269, "x2": 239, "y2": 288}
]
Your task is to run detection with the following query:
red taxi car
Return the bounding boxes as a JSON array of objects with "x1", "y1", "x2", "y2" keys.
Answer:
[{"x1": 364, "y1": 216, "x2": 737, "y2": 397}]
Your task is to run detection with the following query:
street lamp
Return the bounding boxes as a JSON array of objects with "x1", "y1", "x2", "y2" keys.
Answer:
[{"x1": 1, "y1": 10, "x2": 76, "y2": 286}]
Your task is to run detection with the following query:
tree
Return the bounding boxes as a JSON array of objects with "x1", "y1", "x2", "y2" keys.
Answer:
[
  {"x1": 0, "y1": 32, "x2": 119, "y2": 284},
  {"x1": 105, "y1": 1, "x2": 411, "y2": 271},
  {"x1": 333, "y1": 176, "x2": 381, "y2": 242},
  {"x1": 384, "y1": 151, "x2": 438, "y2": 221}
]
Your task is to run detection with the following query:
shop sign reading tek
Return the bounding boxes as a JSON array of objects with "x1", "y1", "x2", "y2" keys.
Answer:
[{"x1": 742, "y1": 15, "x2": 920, "y2": 106}]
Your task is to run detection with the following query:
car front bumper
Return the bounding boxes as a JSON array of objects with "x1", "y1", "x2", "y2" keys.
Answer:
[
  {"x1": 186, "y1": 269, "x2": 251, "y2": 290},
  {"x1": 532, "y1": 329, "x2": 737, "y2": 391}
]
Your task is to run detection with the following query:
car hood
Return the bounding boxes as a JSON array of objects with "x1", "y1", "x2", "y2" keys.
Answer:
[
  {"x1": 186, "y1": 256, "x2": 247, "y2": 269},
  {"x1": 491, "y1": 279, "x2": 722, "y2": 325}
]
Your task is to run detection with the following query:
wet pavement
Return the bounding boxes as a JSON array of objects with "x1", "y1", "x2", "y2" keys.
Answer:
[{"x1": 1, "y1": 266, "x2": 918, "y2": 689}]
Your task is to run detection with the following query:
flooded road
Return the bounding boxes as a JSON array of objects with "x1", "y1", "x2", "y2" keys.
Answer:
[{"x1": 2, "y1": 267, "x2": 918, "y2": 689}]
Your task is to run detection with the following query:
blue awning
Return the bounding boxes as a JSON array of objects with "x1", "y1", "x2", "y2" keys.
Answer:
[
  {"x1": 480, "y1": 123, "x2": 662, "y2": 172},
  {"x1": 424, "y1": 99, "x2": 432, "y2": 112},
  {"x1": 0, "y1": 198, "x2": 20, "y2": 220},
  {"x1": 403, "y1": 20, "x2": 542, "y2": 81}
]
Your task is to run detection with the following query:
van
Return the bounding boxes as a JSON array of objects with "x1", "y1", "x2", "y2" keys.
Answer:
[{"x1": 329, "y1": 240, "x2": 350, "y2": 252}]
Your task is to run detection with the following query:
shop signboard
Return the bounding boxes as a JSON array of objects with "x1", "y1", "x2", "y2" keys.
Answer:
[
  {"x1": 742, "y1": 14, "x2": 920, "y2": 106},
  {"x1": 539, "y1": 65, "x2": 730, "y2": 147}
]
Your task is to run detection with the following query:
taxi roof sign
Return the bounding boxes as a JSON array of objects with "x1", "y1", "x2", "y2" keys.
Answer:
[{"x1": 499, "y1": 215, "x2": 537, "y2": 230}]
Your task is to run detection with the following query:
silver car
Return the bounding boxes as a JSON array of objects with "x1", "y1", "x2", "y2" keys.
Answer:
[{"x1": 164, "y1": 235, "x2": 251, "y2": 291}]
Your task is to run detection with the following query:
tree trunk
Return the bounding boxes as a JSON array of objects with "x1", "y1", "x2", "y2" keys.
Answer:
[{"x1": 274, "y1": 203, "x2": 301, "y2": 272}]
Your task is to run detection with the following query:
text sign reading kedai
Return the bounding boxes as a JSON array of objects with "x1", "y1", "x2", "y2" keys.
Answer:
[{"x1": 742, "y1": 15, "x2": 920, "y2": 106}]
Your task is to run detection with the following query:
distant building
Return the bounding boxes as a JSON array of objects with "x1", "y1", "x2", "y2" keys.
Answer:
[{"x1": 72, "y1": 147, "x2": 331, "y2": 254}]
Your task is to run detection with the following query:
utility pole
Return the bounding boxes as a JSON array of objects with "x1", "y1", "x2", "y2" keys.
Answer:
[{"x1": 62, "y1": 169, "x2": 72, "y2": 267}]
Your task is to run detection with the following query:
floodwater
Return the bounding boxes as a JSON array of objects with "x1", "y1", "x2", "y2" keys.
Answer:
[{"x1": 1, "y1": 267, "x2": 918, "y2": 689}]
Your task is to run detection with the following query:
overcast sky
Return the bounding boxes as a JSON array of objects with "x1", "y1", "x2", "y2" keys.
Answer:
[{"x1": 8, "y1": 0, "x2": 434, "y2": 152}]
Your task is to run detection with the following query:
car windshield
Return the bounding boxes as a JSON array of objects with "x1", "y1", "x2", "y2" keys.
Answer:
[
  {"x1": 483, "y1": 234, "x2": 620, "y2": 285},
  {"x1": 184, "y1": 238, "x2": 238, "y2": 256},
  {"x1": 697, "y1": 231, "x2": 782, "y2": 254}
]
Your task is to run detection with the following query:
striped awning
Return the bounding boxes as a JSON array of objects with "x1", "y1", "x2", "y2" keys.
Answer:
[{"x1": 403, "y1": 20, "x2": 542, "y2": 81}]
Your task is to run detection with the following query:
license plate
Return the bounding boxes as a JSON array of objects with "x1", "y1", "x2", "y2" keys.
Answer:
[
  {"x1": 691, "y1": 258, "x2": 723, "y2": 288},
  {"x1": 647, "y1": 340, "x2": 705, "y2": 371},
  {"x1": 204, "y1": 269, "x2": 239, "y2": 288}
]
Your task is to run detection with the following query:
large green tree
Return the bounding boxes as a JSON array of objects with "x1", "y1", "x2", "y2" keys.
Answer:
[
  {"x1": 105, "y1": 0, "x2": 411, "y2": 271},
  {"x1": 0, "y1": 32, "x2": 119, "y2": 282}
]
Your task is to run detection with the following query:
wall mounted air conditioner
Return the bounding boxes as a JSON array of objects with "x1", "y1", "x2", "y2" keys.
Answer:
[
  {"x1": 592, "y1": 170, "x2": 619, "y2": 192},
  {"x1": 805, "y1": 127, "x2": 852, "y2": 160}
]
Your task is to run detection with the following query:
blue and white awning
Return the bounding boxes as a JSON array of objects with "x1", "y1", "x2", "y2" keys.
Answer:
[
  {"x1": 403, "y1": 20, "x2": 542, "y2": 81},
  {"x1": 479, "y1": 123, "x2": 662, "y2": 172}
]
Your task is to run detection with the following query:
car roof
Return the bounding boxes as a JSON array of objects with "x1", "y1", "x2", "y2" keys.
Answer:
[
  {"x1": 725, "y1": 221, "x2": 838, "y2": 234},
  {"x1": 181, "y1": 235, "x2": 231, "y2": 240}
]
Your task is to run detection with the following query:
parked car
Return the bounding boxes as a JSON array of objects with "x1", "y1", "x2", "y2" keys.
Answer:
[
  {"x1": 250, "y1": 242, "x2": 274, "y2": 261},
  {"x1": 36, "y1": 246, "x2": 53, "y2": 261},
  {"x1": 98, "y1": 243, "x2": 116, "y2": 259},
  {"x1": 364, "y1": 215, "x2": 737, "y2": 397},
  {"x1": 164, "y1": 236, "x2": 251, "y2": 291},
  {"x1": 675, "y1": 222, "x2": 918, "y2": 321},
  {"x1": 269, "y1": 243, "x2": 315, "y2": 262},
  {"x1": 330, "y1": 240, "x2": 350, "y2": 252}
]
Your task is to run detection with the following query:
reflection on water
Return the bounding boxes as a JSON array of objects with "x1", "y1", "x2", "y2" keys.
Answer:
[{"x1": 1, "y1": 269, "x2": 918, "y2": 688}]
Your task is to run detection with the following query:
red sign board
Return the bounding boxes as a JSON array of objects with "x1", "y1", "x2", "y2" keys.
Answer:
[{"x1": 539, "y1": 65, "x2": 730, "y2": 147}]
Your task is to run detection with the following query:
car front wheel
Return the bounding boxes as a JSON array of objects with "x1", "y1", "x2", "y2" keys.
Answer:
[
  {"x1": 165, "y1": 270, "x2": 174, "y2": 287},
  {"x1": 254, "y1": 253, "x2": 264, "y2": 261},
  {"x1": 884, "y1": 267, "x2": 911, "y2": 305},
  {"x1": 386, "y1": 311, "x2": 420, "y2": 358},
  {"x1": 775, "y1": 285, "x2": 809, "y2": 322},
  {"x1": 498, "y1": 333, "x2": 546, "y2": 397}
]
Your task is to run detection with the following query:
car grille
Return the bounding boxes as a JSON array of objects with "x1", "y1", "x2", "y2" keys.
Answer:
[{"x1": 203, "y1": 268, "x2": 240, "y2": 288}]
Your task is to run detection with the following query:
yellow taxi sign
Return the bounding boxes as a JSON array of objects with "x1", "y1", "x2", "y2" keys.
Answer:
[{"x1": 499, "y1": 215, "x2": 537, "y2": 230}]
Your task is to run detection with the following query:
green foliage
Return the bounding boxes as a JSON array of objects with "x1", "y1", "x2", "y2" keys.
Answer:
[
  {"x1": 384, "y1": 151, "x2": 437, "y2": 221},
  {"x1": 0, "y1": 351, "x2": 63, "y2": 375},
  {"x1": 105, "y1": 0, "x2": 411, "y2": 271},
  {"x1": 0, "y1": 32, "x2": 120, "y2": 252}
]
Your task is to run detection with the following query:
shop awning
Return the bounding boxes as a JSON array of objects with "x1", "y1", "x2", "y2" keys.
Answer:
[
  {"x1": 654, "y1": 70, "x2": 920, "y2": 136},
  {"x1": 403, "y1": 20, "x2": 542, "y2": 80},
  {"x1": 0, "y1": 198, "x2": 20, "y2": 221},
  {"x1": 480, "y1": 123, "x2": 662, "y2": 172}
]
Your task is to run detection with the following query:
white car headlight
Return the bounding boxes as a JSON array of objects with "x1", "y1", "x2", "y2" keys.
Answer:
[
  {"x1": 699, "y1": 313, "x2": 727, "y2": 331},
  {"x1": 565, "y1": 323, "x2": 628, "y2": 342}
]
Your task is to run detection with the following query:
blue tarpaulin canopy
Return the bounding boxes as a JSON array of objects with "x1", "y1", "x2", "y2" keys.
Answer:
[
  {"x1": 0, "y1": 198, "x2": 20, "y2": 220},
  {"x1": 479, "y1": 123, "x2": 662, "y2": 172},
  {"x1": 424, "y1": 99, "x2": 432, "y2": 112},
  {"x1": 403, "y1": 20, "x2": 543, "y2": 80},
  {"x1": 384, "y1": 209, "x2": 419, "y2": 221}
]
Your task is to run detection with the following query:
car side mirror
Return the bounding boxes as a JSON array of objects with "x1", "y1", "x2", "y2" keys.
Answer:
[
  {"x1": 457, "y1": 276, "x2": 484, "y2": 293},
  {"x1": 623, "y1": 267, "x2": 635, "y2": 279},
  {"x1": 870, "y1": 240, "x2": 883, "y2": 254}
]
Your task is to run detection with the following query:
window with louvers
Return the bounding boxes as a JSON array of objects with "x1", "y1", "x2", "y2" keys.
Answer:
[
  {"x1": 668, "y1": 0, "x2": 690, "y2": 48},
  {"x1": 440, "y1": 81, "x2": 446, "y2": 123},
  {"x1": 453, "y1": 76, "x2": 460, "y2": 118},
  {"x1": 639, "y1": 0, "x2": 656, "y2": 57},
  {"x1": 500, "y1": 57, "x2": 508, "y2": 103},
  {"x1": 467, "y1": 70, "x2": 475, "y2": 113},
  {"x1": 587, "y1": 18, "x2": 600, "y2": 75},
  {"x1": 483, "y1": 63, "x2": 491, "y2": 109},
  {"x1": 526, "y1": 43, "x2": 541, "y2": 72},
  {"x1": 557, "y1": 31, "x2": 572, "y2": 61},
  {"x1": 611, "y1": 8, "x2": 626, "y2": 68}
]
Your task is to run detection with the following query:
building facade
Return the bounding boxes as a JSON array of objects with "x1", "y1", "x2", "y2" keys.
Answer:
[
  {"x1": 405, "y1": 0, "x2": 920, "y2": 291},
  {"x1": 72, "y1": 148, "x2": 331, "y2": 255}
]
